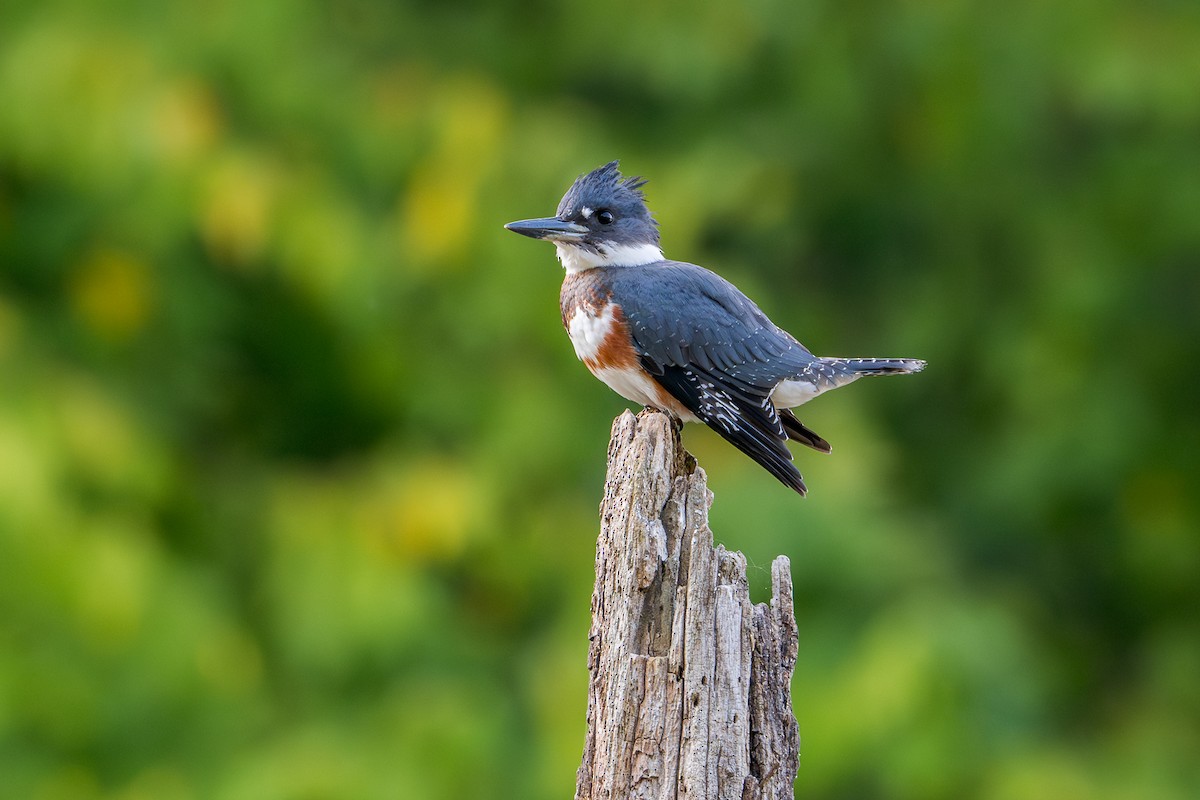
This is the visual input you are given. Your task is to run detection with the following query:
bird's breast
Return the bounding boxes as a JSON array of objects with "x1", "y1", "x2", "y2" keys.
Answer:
[
  {"x1": 559, "y1": 272, "x2": 694, "y2": 420},
  {"x1": 560, "y1": 272, "x2": 627, "y2": 368},
  {"x1": 563, "y1": 300, "x2": 638, "y2": 372}
]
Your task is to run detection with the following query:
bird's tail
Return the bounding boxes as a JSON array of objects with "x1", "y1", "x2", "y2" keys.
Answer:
[
  {"x1": 798, "y1": 357, "x2": 925, "y2": 391},
  {"x1": 835, "y1": 357, "x2": 926, "y2": 376},
  {"x1": 774, "y1": 356, "x2": 925, "y2": 410}
]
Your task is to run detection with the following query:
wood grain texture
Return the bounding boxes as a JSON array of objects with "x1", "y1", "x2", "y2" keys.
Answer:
[{"x1": 576, "y1": 410, "x2": 800, "y2": 800}]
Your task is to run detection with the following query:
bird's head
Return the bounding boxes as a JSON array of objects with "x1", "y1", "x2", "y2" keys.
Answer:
[{"x1": 505, "y1": 161, "x2": 663, "y2": 273}]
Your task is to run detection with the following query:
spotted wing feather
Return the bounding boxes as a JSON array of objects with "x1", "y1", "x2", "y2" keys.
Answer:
[{"x1": 647, "y1": 360, "x2": 808, "y2": 494}]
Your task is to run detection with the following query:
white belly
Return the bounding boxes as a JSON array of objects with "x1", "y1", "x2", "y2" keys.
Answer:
[
  {"x1": 593, "y1": 366, "x2": 658, "y2": 407},
  {"x1": 589, "y1": 365, "x2": 698, "y2": 422}
]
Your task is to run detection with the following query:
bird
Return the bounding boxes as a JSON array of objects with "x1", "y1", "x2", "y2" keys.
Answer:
[{"x1": 504, "y1": 161, "x2": 925, "y2": 495}]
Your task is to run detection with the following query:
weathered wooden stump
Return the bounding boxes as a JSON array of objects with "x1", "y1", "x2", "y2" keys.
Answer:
[{"x1": 575, "y1": 410, "x2": 800, "y2": 800}]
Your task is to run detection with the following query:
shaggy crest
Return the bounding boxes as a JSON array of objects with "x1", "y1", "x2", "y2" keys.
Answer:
[{"x1": 556, "y1": 160, "x2": 652, "y2": 219}]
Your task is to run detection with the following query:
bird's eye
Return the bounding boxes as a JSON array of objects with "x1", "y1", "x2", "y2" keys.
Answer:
[{"x1": 597, "y1": 209, "x2": 615, "y2": 225}]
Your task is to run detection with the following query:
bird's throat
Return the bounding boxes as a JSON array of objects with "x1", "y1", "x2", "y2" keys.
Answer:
[{"x1": 555, "y1": 242, "x2": 664, "y2": 274}]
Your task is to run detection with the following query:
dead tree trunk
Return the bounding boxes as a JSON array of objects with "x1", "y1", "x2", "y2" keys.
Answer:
[{"x1": 575, "y1": 410, "x2": 800, "y2": 800}]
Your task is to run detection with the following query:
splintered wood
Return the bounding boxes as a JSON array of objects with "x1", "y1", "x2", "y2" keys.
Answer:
[{"x1": 575, "y1": 410, "x2": 800, "y2": 800}]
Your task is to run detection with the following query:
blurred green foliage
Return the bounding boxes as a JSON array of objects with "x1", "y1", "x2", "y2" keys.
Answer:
[{"x1": 1, "y1": 0, "x2": 1198, "y2": 798}]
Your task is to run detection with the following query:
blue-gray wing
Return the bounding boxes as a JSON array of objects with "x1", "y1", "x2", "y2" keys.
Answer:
[
  {"x1": 604, "y1": 262, "x2": 815, "y2": 388},
  {"x1": 603, "y1": 261, "x2": 817, "y2": 494}
]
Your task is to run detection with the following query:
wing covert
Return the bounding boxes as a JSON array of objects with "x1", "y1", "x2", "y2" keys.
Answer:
[{"x1": 610, "y1": 261, "x2": 814, "y2": 392}]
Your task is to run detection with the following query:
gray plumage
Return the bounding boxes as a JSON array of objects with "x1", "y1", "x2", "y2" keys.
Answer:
[{"x1": 601, "y1": 260, "x2": 814, "y2": 388}]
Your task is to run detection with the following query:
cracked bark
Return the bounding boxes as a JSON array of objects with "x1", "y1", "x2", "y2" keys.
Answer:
[{"x1": 575, "y1": 410, "x2": 800, "y2": 800}]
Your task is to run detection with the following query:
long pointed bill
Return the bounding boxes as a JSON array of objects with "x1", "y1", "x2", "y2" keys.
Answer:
[{"x1": 504, "y1": 217, "x2": 587, "y2": 242}]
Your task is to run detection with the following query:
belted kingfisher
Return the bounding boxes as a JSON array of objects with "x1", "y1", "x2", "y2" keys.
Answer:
[{"x1": 505, "y1": 161, "x2": 925, "y2": 495}]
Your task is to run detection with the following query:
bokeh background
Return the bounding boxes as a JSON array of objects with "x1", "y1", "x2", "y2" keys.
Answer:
[{"x1": 2, "y1": 1, "x2": 1198, "y2": 798}]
